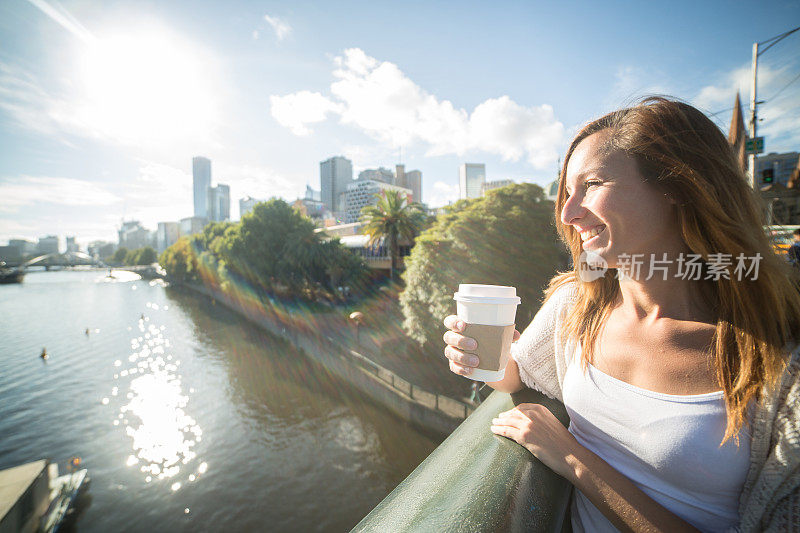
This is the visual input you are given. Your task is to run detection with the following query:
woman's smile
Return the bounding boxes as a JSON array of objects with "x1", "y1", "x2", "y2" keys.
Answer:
[{"x1": 579, "y1": 225, "x2": 606, "y2": 243}]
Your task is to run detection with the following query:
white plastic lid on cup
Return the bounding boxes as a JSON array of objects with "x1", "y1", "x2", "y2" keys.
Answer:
[
  {"x1": 453, "y1": 284, "x2": 520, "y2": 305},
  {"x1": 453, "y1": 284, "x2": 520, "y2": 326}
]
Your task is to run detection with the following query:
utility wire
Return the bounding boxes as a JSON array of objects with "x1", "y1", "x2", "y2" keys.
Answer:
[
  {"x1": 758, "y1": 26, "x2": 800, "y2": 56},
  {"x1": 765, "y1": 71, "x2": 800, "y2": 102},
  {"x1": 705, "y1": 70, "x2": 800, "y2": 119}
]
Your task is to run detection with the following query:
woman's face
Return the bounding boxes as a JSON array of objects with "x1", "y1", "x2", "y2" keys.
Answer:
[{"x1": 561, "y1": 130, "x2": 684, "y2": 269}]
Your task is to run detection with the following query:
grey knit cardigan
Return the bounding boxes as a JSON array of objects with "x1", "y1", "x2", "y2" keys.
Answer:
[{"x1": 510, "y1": 283, "x2": 800, "y2": 532}]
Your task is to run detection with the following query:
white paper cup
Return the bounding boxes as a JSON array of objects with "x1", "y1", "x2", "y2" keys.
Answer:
[{"x1": 453, "y1": 284, "x2": 520, "y2": 382}]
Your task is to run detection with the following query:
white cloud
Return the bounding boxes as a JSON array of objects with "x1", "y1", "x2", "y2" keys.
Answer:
[
  {"x1": 269, "y1": 91, "x2": 342, "y2": 135},
  {"x1": 214, "y1": 162, "x2": 305, "y2": 218},
  {"x1": 0, "y1": 176, "x2": 121, "y2": 213},
  {"x1": 693, "y1": 63, "x2": 800, "y2": 150},
  {"x1": 252, "y1": 30, "x2": 259, "y2": 40},
  {"x1": 693, "y1": 65, "x2": 753, "y2": 112},
  {"x1": 428, "y1": 181, "x2": 460, "y2": 207},
  {"x1": 270, "y1": 48, "x2": 565, "y2": 169},
  {"x1": 122, "y1": 161, "x2": 193, "y2": 227},
  {"x1": 263, "y1": 14, "x2": 291, "y2": 41}
]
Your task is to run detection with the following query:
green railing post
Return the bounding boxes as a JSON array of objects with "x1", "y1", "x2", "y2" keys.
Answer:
[{"x1": 352, "y1": 388, "x2": 573, "y2": 532}]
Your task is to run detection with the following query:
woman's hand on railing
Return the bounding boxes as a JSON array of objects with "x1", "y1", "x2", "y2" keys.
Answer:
[
  {"x1": 490, "y1": 403, "x2": 579, "y2": 479},
  {"x1": 443, "y1": 315, "x2": 520, "y2": 377}
]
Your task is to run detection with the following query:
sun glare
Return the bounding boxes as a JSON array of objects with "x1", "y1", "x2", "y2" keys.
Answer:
[{"x1": 77, "y1": 30, "x2": 218, "y2": 146}]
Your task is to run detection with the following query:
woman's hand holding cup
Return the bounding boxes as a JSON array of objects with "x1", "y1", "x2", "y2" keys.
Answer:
[
  {"x1": 443, "y1": 315, "x2": 480, "y2": 377},
  {"x1": 443, "y1": 315, "x2": 521, "y2": 378}
]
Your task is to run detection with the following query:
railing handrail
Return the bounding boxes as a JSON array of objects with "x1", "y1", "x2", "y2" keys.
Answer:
[{"x1": 352, "y1": 388, "x2": 573, "y2": 532}]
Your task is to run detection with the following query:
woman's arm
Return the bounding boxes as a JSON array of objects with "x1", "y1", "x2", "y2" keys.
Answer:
[
  {"x1": 491, "y1": 404, "x2": 701, "y2": 533},
  {"x1": 485, "y1": 356, "x2": 524, "y2": 393}
]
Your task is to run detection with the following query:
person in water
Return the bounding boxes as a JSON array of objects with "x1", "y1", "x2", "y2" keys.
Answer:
[{"x1": 443, "y1": 97, "x2": 799, "y2": 531}]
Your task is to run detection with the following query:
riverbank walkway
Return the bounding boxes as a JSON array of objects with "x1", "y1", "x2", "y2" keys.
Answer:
[{"x1": 183, "y1": 280, "x2": 477, "y2": 433}]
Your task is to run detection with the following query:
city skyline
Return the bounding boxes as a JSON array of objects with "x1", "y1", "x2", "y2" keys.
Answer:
[{"x1": 1, "y1": 0, "x2": 799, "y2": 244}]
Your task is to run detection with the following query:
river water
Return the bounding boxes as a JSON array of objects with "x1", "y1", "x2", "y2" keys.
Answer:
[{"x1": 0, "y1": 270, "x2": 440, "y2": 531}]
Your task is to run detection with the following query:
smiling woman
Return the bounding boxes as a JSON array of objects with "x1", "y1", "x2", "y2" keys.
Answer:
[{"x1": 76, "y1": 30, "x2": 219, "y2": 145}]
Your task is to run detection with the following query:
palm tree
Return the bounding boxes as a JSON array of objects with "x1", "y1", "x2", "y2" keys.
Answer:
[{"x1": 360, "y1": 190, "x2": 426, "y2": 281}]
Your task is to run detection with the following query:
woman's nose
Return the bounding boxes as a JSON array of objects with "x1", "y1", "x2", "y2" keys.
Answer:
[{"x1": 561, "y1": 193, "x2": 585, "y2": 226}]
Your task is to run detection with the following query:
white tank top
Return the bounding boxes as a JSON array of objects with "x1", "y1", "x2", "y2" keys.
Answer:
[{"x1": 562, "y1": 344, "x2": 751, "y2": 533}]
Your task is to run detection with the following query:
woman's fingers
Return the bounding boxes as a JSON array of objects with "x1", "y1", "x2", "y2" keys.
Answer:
[
  {"x1": 442, "y1": 330, "x2": 477, "y2": 351},
  {"x1": 444, "y1": 345, "x2": 479, "y2": 367},
  {"x1": 490, "y1": 423, "x2": 520, "y2": 442},
  {"x1": 449, "y1": 360, "x2": 473, "y2": 376},
  {"x1": 443, "y1": 315, "x2": 465, "y2": 332}
]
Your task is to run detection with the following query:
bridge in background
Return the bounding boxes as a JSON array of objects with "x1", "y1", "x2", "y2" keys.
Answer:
[{"x1": 4, "y1": 252, "x2": 103, "y2": 270}]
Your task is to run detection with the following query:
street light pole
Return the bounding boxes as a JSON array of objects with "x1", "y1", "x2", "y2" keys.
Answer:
[
  {"x1": 749, "y1": 42, "x2": 759, "y2": 189},
  {"x1": 748, "y1": 26, "x2": 800, "y2": 190}
]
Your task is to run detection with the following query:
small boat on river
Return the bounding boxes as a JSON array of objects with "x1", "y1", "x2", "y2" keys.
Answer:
[
  {"x1": 0, "y1": 459, "x2": 89, "y2": 532},
  {"x1": 0, "y1": 262, "x2": 24, "y2": 284}
]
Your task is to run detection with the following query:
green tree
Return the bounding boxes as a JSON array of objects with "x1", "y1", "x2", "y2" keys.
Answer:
[
  {"x1": 137, "y1": 246, "x2": 157, "y2": 265},
  {"x1": 399, "y1": 183, "x2": 569, "y2": 348},
  {"x1": 159, "y1": 237, "x2": 197, "y2": 282},
  {"x1": 112, "y1": 247, "x2": 128, "y2": 265},
  {"x1": 360, "y1": 190, "x2": 427, "y2": 281}
]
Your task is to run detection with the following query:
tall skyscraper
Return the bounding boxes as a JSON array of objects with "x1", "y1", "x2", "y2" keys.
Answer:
[
  {"x1": 404, "y1": 170, "x2": 422, "y2": 203},
  {"x1": 394, "y1": 164, "x2": 422, "y2": 203},
  {"x1": 193, "y1": 156, "x2": 212, "y2": 218},
  {"x1": 207, "y1": 184, "x2": 231, "y2": 222},
  {"x1": 459, "y1": 163, "x2": 486, "y2": 199},
  {"x1": 320, "y1": 156, "x2": 353, "y2": 215}
]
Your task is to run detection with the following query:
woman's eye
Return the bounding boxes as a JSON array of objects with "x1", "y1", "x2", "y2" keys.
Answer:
[{"x1": 585, "y1": 180, "x2": 602, "y2": 189}]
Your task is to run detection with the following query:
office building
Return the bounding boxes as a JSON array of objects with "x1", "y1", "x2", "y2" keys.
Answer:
[
  {"x1": 482, "y1": 179, "x2": 514, "y2": 196},
  {"x1": 65, "y1": 236, "x2": 79, "y2": 253},
  {"x1": 404, "y1": 170, "x2": 422, "y2": 203},
  {"x1": 180, "y1": 216, "x2": 207, "y2": 236},
  {"x1": 358, "y1": 168, "x2": 394, "y2": 184},
  {"x1": 118, "y1": 221, "x2": 151, "y2": 250},
  {"x1": 392, "y1": 164, "x2": 423, "y2": 203},
  {"x1": 37, "y1": 235, "x2": 59, "y2": 255},
  {"x1": 9, "y1": 239, "x2": 35, "y2": 256},
  {"x1": 193, "y1": 156, "x2": 212, "y2": 218},
  {"x1": 459, "y1": 163, "x2": 485, "y2": 199},
  {"x1": 239, "y1": 196, "x2": 264, "y2": 218},
  {"x1": 344, "y1": 180, "x2": 412, "y2": 224},
  {"x1": 293, "y1": 185, "x2": 327, "y2": 221},
  {"x1": 88, "y1": 241, "x2": 116, "y2": 259},
  {"x1": 207, "y1": 184, "x2": 231, "y2": 222},
  {"x1": 320, "y1": 156, "x2": 353, "y2": 215},
  {"x1": 756, "y1": 152, "x2": 800, "y2": 187},
  {"x1": 156, "y1": 222, "x2": 181, "y2": 252},
  {"x1": 0, "y1": 245, "x2": 22, "y2": 263}
]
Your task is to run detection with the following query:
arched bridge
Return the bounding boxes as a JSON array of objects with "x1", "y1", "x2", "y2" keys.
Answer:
[{"x1": 18, "y1": 252, "x2": 103, "y2": 270}]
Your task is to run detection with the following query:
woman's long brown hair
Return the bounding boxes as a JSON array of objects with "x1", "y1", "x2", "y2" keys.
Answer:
[{"x1": 549, "y1": 96, "x2": 800, "y2": 444}]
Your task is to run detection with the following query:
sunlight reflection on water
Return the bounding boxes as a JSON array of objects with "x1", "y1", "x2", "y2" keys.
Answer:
[
  {"x1": 105, "y1": 304, "x2": 206, "y2": 490},
  {"x1": 96, "y1": 270, "x2": 142, "y2": 283}
]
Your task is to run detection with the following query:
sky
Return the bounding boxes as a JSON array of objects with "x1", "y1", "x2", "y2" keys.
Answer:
[{"x1": 1, "y1": 0, "x2": 799, "y2": 246}]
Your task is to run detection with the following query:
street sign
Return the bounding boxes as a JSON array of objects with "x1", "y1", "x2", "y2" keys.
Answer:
[{"x1": 746, "y1": 137, "x2": 765, "y2": 154}]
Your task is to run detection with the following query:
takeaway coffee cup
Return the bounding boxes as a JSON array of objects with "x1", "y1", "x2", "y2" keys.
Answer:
[{"x1": 452, "y1": 284, "x2": 520, "y2": 382}]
